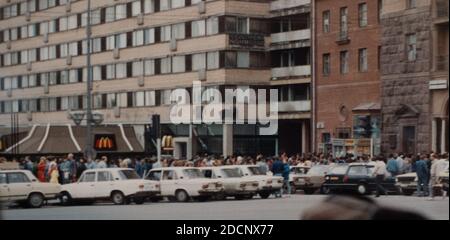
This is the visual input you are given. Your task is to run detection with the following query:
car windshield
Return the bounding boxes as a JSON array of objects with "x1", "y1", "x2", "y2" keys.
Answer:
[
  {"x1": 221, "y1": 168, "x2": 242, "y2": 178},
  {"x1": 118, "y1": 170, "x2": 141, "y2": 180},
  {"x1": 291, "y1": 167, "x2": 309, "y2": 174},
  {"x1": 308, "y1": 166, "x2": 330, "y2": 176},
  {"x1": 247, "y1": 167, "x2": 265, "y2": 176},
  {"x1": 329, "y1": 165, "x2": 348, "y2": 175},
  {"x1": 183, "y1": 169, "x2": 204, "y2": 179}
]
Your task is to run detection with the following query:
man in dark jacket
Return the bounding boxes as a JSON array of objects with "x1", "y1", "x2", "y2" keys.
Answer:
[
  {"x1": 415, "y1": 155, "x2": 430, "y2": 197},
  {"x1": 272, "y1": 157, "x2": 284, "y2": 198},
  {"x1": 76, "y1": 159, "x2": 87, "y2": 180}
]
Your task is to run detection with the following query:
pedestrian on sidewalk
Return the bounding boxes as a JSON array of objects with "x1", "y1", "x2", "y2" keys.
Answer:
[
  {"x1": 415, "y1": 155, "x2": 430, "y2": 197},
  {"x1": 373, "y1": 156, "x2": 388, "y2": 198}
]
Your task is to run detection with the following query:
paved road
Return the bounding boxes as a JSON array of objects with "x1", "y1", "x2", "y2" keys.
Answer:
[{"x1": 1, "y1": 195, "x2": 448, "y2": 220}]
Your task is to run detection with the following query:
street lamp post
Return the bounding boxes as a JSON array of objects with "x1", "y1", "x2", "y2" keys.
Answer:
[{"x1": 85, "y1": 0, "x2": 94, "y2": 161}]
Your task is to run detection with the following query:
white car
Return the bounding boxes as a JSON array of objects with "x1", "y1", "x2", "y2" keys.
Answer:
[
  {"x1": 201, "y1": 166, "x2": 259, "y2": 200},
  {"x1": 236, "y1": 165, "x2": 283, "y2": 199},
  {"x1": 289, "y1": 166, "x2": 311, "y2": 193},
  {"x1": 59, "y1": 168, "x2": 160, "y2": 205},
  {"x1": 145, "y1": 167, "x2": 224, "y2": 202},
  {"x1": 0, "y1": 170, "x2": 61, "y2": 208}
]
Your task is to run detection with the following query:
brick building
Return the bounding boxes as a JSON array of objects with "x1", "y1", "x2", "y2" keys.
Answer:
[{"x1": 314, "y1": 0, "x2": 382, "y2": 157}]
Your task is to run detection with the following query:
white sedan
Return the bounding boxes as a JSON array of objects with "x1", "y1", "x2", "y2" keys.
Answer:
[
  {"x1": 59, "y1": 168, "x2": 160, "y2": 205},
  {"x1": 0, "y1": 170, "x2": 61, "y2": 208},
  {"x1": 145, "y1": 167, "x2": 224, "y2": 202},
  {"x1": 237, "y1": 165, "x2": 283, "y2": 199}
]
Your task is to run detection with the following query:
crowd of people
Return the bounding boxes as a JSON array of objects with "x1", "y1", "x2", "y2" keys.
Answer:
[{"x1": 0, "y1": 151, "x2": 448, "y2": 199}]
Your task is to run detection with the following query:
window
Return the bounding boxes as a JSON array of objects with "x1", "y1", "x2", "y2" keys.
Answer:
[
  {"x1": 133, "y1": 30, "x2": 144, "y2": 46},
  {"x1": 80, "y1": 172, "x2": 96, "y2": 182},
  {"x1": 116, "y1": 63, "x2": 127, "y2": 78},
  {"x1": 134, "y1": 91, "x2": 145, "y2": 107},
  {"x1": 115, "y1": 4, "x2": 127, "y2": 20},
  {"x1": 340, "y1": 7, "x2": 348, "y2": 38},
  {"x1": 348, "y1": 166, "x2": 369, "y2": 176},
  {"x1": 359, "y1": 48, "x2": 368, "y2": 72},
  {"x1": 207, "y1": 17, "x2": 219, "y2": 35},
  {"x1": 323, "y1": 11, "x2": 330, "y2": 33},
  {"x1": 116, "y1": 33, "x2": 127, "y2": 49},
  {"x1": 59, "y1": 16, "x2": 68, "y2": 31},
  {"x1": 406, "y1": 34, "x2": 417, "y2": 61},
  {"x1": 192, "y1": 53, "x2": 206, "y2": 71},
  {"x1": 171, "y1": 0, "x2": 185, "y2": 8},
  {"x1": 132, "y1": 1, "x2": 142, "y2": 16},
  {"x1": 406, "y1": 0, "x2": 416, "y2": 9},
  {"x1": 144, "y1": 0, "x2": 155, "y2": 14},
  {"x1": 68, "y1": 15, "x2": 78, "y2": 30},
  {"x1": 118, "y1": 92, "x2": 128, "y2": 107},
  {"x1": 323, "y1": 53, "x2": 330, "y2": 76},
  {"x1": 0, "y1": 173, "x2": 6, "y2": 184},
  {"x1": 207, "y1": 51, "x2": 219, "y2": 69},
  {"x1": 378, "y1": 0, "x2": 383, "y2": 23},
  {"x1": 69, "y1": 69, "x2": 79, "y2": 83},
  {"x1": 145, "y1": 91, "x2": 156, "y2": 106},
  {"x1": 237, "y1": 52, "x2": 250, "y2": 68},
  {"x1": 105, "y1": 6, "x2": 115, "y2": 22},
  {"x1": 106, "y1": 35, "x2": 115, "y2": 50},
  {"x1": 192, "y1": 20, "x2": 206, "y2": 37},
  {"x1": 161, "y1": 25, "x2": 171, "y2": 42},
  {"x1": 162, "y1": 170, "x2": 177, "y2": 180},
  {"x1": 144, "y1": 28, "x2": 155, "y2": 44},
  {"x1": 21, "y1": 26, "x2": 28, "y2": 39},
  {"x1": 359, "y1": 3, "x2": 368, "y2": 27},
  {"x1": 40, "y1": 47, "x2": 49, "y2": 61},
  {"x1": 93, "y1": 66, "x2": 102, "y2": 81},
  {"x1": 144, "y1": 59, "x2": 155, "y2": 76},
  {"x1": 172, "y1": 23, "x2": 185, "y2": 40},
  {"x1": 237, "y1": 17, "x2": 248, "y2": 34},
  {"x1": 160, "y1": 0, "x2": 170, "y2": 11},
  {"x1": 107, "y1": 93, "x2": 117, "y2": 108},
  {"x1": 7, "y1": 173, "x2": 30, "y2": 183},
  {"x1": 340, "y1": 51, "x2": 349, "y2": 74},
  {"x1": 161, "y1": 89, "x2": 172, "y2": 105},
  {"x1": 107, "y1": 64, "x2": 115, "y2": 80},
  {"x1": 97, "y1": 171, "x2": 113, "y2": 182},
  {"x1": 132, "y1": 61, "x2": 144, "y2": 76},
  {"x1": 172, "y1": 56, "x2": 186, "y2": 73},
  {"x1": 161, "y1": 57, "x2": 172, "y2": 74}
]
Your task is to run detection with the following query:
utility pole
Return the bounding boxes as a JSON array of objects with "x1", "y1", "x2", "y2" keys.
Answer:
[{"x1": 85, "y1": 0, "x2": 94, "y2": 161}]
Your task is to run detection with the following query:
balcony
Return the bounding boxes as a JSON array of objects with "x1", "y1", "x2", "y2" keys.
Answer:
[
  {"x1": 336, "y1": 31, "x2": 350, "y2": 45},
  {"x1": 271, "y1": 29, "x2": 311, "y2": 44},
  {"x1": 278, "y1": 100, "x2": 311, "y2": 112},
  {"x1": 272, "y1": 65, "x2": 311, "y2": 79},
  {"x1": 270, "y1": 0, "x2": 311, "y2": 12},
  {"x1": 434, "y1": 0, "x2": 449, "y2": 24}
]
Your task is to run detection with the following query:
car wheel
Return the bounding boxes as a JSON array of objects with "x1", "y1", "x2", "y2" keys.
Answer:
[
  {"x1": 59, "y1": 192, "x2": 72, "y2": 206},
  {"x1": 290, "y1": 183, "x2": 297, "y2": 194},
  {"x1": 134, "y1": 197, "x2": 145, "y2": 205},
  {"x1": 402, "y1": 189, "x2": 414, "y2": 196},
  {"x1": 321, "y1": 186, "x2": 331, "y2": 195},
  {"x1": 245, "y1": 194, "x2": 254, "y2": 200},
  {"x1": 175, "y1": 190, "x2": 189, "y2": 202},
  {"x1": 196, "y1": 196, "x2": 210, "y2": 202},
  {"x1": 304, "y1": 189, "x2": 316, "y2": 195},
  {"x1": 28, "y1": 193, "x2": 44, "y2": 208},
  {"x1": 259, "y1": 192, "x2": 271, "y2": 199},
  {"x1": 357, "y1": 184, "x2": 368, "y2": 195},
  {"x1": 215, "y1": 193, "x2": 226, "y2": 201},
  {"x1": 111, "y1": 191, "x2": 126, "y2": 205}
]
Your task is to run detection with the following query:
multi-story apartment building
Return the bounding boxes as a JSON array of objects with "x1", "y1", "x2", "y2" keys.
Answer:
[
  {"x1": 0, "y1": 0, "x2": 312, "y2": 158},
  {"x1": 314, "y1": 0, "x2": 382, "y2": 157},
  {"x1": 380, "y1": 0, "x2": 448, "y2": 155}
]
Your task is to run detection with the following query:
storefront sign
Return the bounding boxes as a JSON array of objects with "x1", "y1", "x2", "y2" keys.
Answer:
[
  {"x1": 162, "y1": 135, "x2": 174, "y2": 151},
  {"x1": 94, "y1": 134, "x2": 117, "y2": 151}
]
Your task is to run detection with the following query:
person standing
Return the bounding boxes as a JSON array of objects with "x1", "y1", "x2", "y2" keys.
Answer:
[
  {"x1": 282, "y1": 158, "x2": 291, "y2": 196},
  {"x1": 135, "y1": 159, "x2": 143, "y2": 177},
  {"x1": 372, "y1": 156, "x2": 388, "y2": 198},
  {"x1": 49, "y1": 165, "x2": 59, "y2": 184},
  {"x1": 85, "y1": 158, "x2": 96, "y2": 169},
  {"x1": 396, "y1": 154, "x2": 405, "y2": 174},
  {"x1": 386, "y1": 154, "x2": 399, "y2": 177},
  {"x1": 96, "y1": 156, "x2": 108, "y2": 169},
  {"x1": 76, "y1": 158, "x2": 87, "y2": 180},
  {"x1": 59, "y1": 158, "x2": 71, "y2": 184},
  {"x1": 272, "y1": 157, "x2": 284, "y2": 198},
  {"x1": 37, "y1": 157, "x2": 47, "y2": 182},
  {"x1": 415, "y1": 155, "x2": 430, "y2": 197}
]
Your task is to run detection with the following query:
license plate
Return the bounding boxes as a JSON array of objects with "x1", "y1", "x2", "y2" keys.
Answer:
[{"x1": 330, "y1": 177, "x2": 339, "y2": 181}]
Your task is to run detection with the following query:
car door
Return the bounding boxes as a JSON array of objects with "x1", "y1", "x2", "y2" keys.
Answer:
[
  {"x1": 74, "y1": 172, "x2": 97, "y2": 199},
  {"x1": 147, "y1": 170, "x2": 162, "y2": 194},
  {"x1": 347, "y1": 166, "x2": 370, "y2": 183},
  {"x1": 0, "y1": 173, "x2": 9, "y2": 202},
  {"x1": 95, "y1": 171, "x2": 114, "y2": 198},
  {"x1": 161, "y1": 170, "x2": 177, "y2": 196},
  {"x1": 7, "y1": 172, "x2": 32, "y2": 201}
]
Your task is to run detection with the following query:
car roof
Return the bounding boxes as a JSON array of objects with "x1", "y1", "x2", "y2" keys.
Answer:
[
  {"x1": 84, "y1": 168, "x2": 132, "y2": 173},
  {"x1": 0, "y1": 169, "x2": 30, "y2": 173},
  {"x1": 151, "y1": 167, "x2": 197, "y2": 171},
  {"x1": 200, "y1": 166, "x2": 240, "y2": 170}
]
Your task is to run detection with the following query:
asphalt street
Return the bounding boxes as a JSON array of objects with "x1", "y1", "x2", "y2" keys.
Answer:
[{"x1": 1, "y1": 195, "x2": 448, "y2": 220}]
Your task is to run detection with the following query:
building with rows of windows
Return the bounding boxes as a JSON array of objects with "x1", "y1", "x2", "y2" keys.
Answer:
[{"x1": 0, "y1": 0, "x2": 313, "y2": 158}]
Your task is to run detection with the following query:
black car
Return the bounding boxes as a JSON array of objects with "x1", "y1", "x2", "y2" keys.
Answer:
[{"x1": 322, "y1": 164, "x2": 399, "y2": 195}]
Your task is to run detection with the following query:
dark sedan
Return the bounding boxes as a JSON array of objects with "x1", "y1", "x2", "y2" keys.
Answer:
[{"x1": 322, "y1": 164, "x2": 399, "y2": 195}]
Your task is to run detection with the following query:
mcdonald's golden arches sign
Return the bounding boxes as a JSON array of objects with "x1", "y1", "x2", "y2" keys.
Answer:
[{"x1": 94, "y1": 135, "x2": 117, "y2": 151}]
